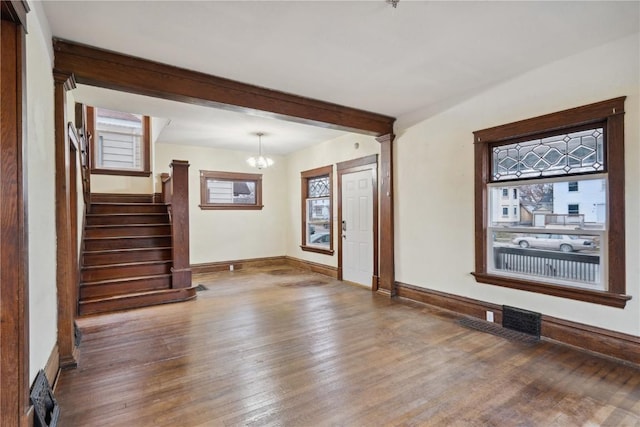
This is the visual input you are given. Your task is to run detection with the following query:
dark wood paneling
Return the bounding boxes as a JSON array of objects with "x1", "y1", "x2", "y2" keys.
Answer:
[
  {"x1": 169, "y1": 160, "x2": 192, "y2": 288},
  {"x1": 376, "y1": 134, "x2": 395, "y2": 295},
  {"x1": 86, "y1": 213, "x2": 169, "y2": 225},
  {"x1": 0, "y1": 15, "x2": 30, "y2": 425},
  {"x1": 83, "y1": 247, "x2": 172, "y2": 266},
  {"x1": 91, "y1": 202, "x2": 167, "y2": 214},
  {"x1": 54, "y1": 70, "x2": 79, "y2": 370},
  {"x1": 53, "y1": 39, "x2": 395, "y2": 136},
  {"x1": 396, "y1": 281, "x2": 640, "y2": 365}
]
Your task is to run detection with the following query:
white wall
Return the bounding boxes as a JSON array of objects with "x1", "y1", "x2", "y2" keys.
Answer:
[
  {"x1": 395, "y1": 33, "x2": 640, "y2": 335},
  {"x1": 285, "y1": 133, "x2": 380, "y2": 266},
  {"x1": 155, "y1": 143, "x2": 288, "y2": 264},
  {"x1": 26, "y1": 2, "x2": 58, "y2": 382}
]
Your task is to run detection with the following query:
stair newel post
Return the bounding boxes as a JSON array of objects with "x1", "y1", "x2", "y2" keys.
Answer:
[
  {"x1": 170, "y1": 160, "x2": 192, "y2": 288},
  {"x1": 160, "y1": 172, "x2": 172, "y2": 205}
]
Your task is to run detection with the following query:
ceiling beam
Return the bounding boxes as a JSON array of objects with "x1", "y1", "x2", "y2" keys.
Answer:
[{"x1": 53, "y1": 39, "x2": 395, "y2": 136}]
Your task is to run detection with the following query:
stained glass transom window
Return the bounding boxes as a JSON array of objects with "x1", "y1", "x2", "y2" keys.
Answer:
[
  {"x1": 308, "y1": 176, "x2": 330, "y2": 198},
  {"x1": 491, "y1": 127, "x2": 604, "y2": 181}
]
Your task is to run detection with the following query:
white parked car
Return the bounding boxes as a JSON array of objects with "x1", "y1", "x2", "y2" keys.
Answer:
[{"x1": 512, "y1": 234, "x2": 595, "y2": 252}]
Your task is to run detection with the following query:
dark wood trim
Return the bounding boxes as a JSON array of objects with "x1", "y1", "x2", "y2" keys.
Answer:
[
  {"x1": 54, "y1": 70, "x2": 80, "y2": 370},
  {"x1": 300, "y1": 165, "x2": 334, "y2": 255},
  {"x1": 336, "y1": 154, "x2": 378, "y2": 171},
  {"x1": 473, "y1": 97, "x2": 626, "y2": 143},
  {"x1": 53, "y1": 39, "x2": 395, "y2": 136},
  {"x1": 376, "y1": 134, "x2": 395, "y2": 295},
  {"x1": 1, "y1": 14, "x2": 31, "y2": 425},
  {"x1": 0, "y1": 1, "x2": 29, "y2": 28},
  {"x1": 44, "y1": 344, "x2": 60, "y2": 391},
  {"x1": 191, "y1": 256, "x2": 287, "y2": 274},
  {"x1": 336, "y1": 155, "x2": 378, "y2": 285},
  {"x1": 199, "y1": 170, "x2": 263, "y2": 210},
  {"x1": 395, "y1": 281, "x2": 640, "y2": 365},
  {"x1": 284, "y1": 256, "x2": 339, "y2": 279},
  {"x1": 472, "y1": 98, "x2": 627, "y2": 306},
  {"x1": 472, "y1": 272, "x2": 630, "y2": 308},
  {"x1": 170, "y1": 160, "x2": 192, "y2": 288},
  {"x1": 91, "y1": 168, "x2": 152, "y2": 177}
]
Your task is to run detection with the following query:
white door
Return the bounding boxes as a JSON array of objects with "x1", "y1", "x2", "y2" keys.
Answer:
[{"x1": 342, "y1": 169, "x2": 373, "y2": 287}]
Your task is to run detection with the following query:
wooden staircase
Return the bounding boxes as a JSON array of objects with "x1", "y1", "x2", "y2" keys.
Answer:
[{"x1": 79, "y1": 193, "x2": 195, "y2": 316}]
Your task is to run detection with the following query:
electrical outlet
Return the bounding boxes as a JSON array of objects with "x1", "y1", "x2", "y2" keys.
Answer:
[
  {"x1": 229, "y1": 264, "x2": 234, "y2": 271},
  {"x1": 486, "y1": 311, "x2": 494, "y2": 322}
]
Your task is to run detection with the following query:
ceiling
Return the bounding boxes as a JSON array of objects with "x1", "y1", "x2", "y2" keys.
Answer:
[{"x1": 41, "y1": 1, "x2": 640, "y2": 154}]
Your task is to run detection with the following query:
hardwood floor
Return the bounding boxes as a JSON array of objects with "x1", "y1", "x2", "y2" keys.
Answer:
[{"x1": 55, "y1": 266, "x2": 640, "y2": 426}]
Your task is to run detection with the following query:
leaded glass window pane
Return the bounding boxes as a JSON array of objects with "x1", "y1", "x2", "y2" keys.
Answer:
[
  {"x1": 308, "y1": 176, "x2": 330, "y2": 198},
  {"x1": 491, "y1": 127, "x2": 604, "y2": 181}
]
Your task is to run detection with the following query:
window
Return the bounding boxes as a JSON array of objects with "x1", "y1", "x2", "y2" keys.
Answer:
[
  {"x1": 301, "y1": 165, "x2": 333, "y2": 255},
  {"x1": 87, "y1": 106, "x2": 151, "y2": 176},
  {"x1": 502, "y1": 188, "x2": 509, "y2": 198},
  {"x1": 502, "y1": 207, "x2": 509, "y2": 217},
  {"x1": 513, "y1": 188, "x2": 518, "y2": 199},
  {"x1": 568, "y1": 204, "x2": 580, "y2": 215},
  {"x1": 199, "y1": 171, "x2": 263, "y2": 210},
  {"x1": 568, "y1": 181, "x2": 579, "y2": 192},
  {"x1": 513, "y1": 207, "x2": 517, "y2": 216},
  {"x1": 473, "y1": 97, "x2": 629, "y2": 308}
]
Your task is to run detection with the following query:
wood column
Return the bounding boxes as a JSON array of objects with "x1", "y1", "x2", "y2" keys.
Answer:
[
  {"x1": 376, "y1": 134, "x2": 395, "y2": 296},
  {"x1": 170, "y1": 160, "x2": 192, "y2": 288},
  {"x1": 53, "y1": 70, "x2": 79, "y2": 369},
  {"x1": 1, "y1": 1, "x2": 31, "y2": 425}
]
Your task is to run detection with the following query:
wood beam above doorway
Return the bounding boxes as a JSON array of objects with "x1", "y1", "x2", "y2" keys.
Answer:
[{"x1": 52, "y1": 39, "x2": 395, "y2": 136}]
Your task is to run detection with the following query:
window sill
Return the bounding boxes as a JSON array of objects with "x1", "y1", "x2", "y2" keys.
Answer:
[
  {"x1": 199, "y1": 204, "x2": 264, "y2": 211},
  {"x1": 300, "y1": 245, "x2": 334, "y2": 256},
  {"x1": 472, "y1": 272, "x2": 631, "y2": 308},
  {"x1": 91, "y1": 168, "x2": 151, "y2": 177}
]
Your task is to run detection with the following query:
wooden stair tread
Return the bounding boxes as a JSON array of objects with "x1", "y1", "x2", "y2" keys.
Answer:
[
  {"x1": 82, "y1": 260, "x2": 172, "y2": 270},
  {"x1": 81, "y1": 274, "x2": 172, "y2": 287},
  {"x1": 86, "y1": 223, "x2": 170, "y2": 228},
  {"x1": 80, "y1": 287, "x2": 195, "y2": 303},
  {"x1": 84, "y1": 234, "x2": 171, "y2": 241},
  {"x1": 83, "y1": 246, "x2": 172, "y2": 255},
  {"x1": 91, "y1": 202, "x2": 165, "y2": 207}
]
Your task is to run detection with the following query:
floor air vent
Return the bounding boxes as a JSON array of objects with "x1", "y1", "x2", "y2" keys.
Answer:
[
  {"x1": 502, "y1": 305, "x2": 541, "y2": 338},
  {"x1": 458, "y1": 317, "x2": 539, "y2": 344}
]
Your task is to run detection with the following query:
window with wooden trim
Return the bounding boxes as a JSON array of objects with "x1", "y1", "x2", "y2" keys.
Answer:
[
  {"x1": 301, "y1": 165, "x2": 333, "y2": 255},
  {"x1": 199, "y1": 171, "x2": 263, "y2": 210},
  {"x1": 87, "y1": 106, "x2": 151, "y2": 176},
  {"x1": 473, "y1": 97, "x2": 629, "y2": 308}
]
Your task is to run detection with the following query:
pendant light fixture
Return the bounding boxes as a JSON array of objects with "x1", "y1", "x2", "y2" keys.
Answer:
[{"x1": 246, "y1": 132, "x2": 274, "y2": 169}]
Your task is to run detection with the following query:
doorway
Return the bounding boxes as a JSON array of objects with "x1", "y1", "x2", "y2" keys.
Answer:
[{"x1": 337, "y1": 155, "x2": 378, "y2": 289}]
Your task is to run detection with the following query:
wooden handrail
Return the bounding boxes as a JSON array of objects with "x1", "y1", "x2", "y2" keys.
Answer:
[{"x1": 167, "y1": 160, "x2": 192, "y2": 289}]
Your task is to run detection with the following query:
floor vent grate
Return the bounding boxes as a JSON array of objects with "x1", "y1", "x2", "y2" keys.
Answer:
[
  {"x1": 458, "y1": 317, "x2": 540, "y2": 344},
  {"x1": 502, "y1": 305, "x2": 541, "y2": 338}
]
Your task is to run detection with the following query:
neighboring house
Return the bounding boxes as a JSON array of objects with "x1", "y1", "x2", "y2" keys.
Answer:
[
  {"x1": 552, "y1": 180, "x2": 606, "y2": 225},
  {"x1": 492, "y1": 187, "x2": 520, "y2": 224}
]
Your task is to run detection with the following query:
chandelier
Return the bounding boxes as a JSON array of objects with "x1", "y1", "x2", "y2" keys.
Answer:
[{"x1": 246, "y1": 132, "x2": 274, "y2": 169}]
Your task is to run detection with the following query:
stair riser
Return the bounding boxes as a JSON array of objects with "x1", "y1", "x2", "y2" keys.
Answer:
[
  {"x1": 86, "y1": 214, "x2": 170, "y2": 226},
  {"x1": 78, "y1": 288, "x2": 196, "y2": 316},
  {"x1": 80, "y1": 276, "x2": 172, "y2": 299},
  {"x1": 83, "y1": 249, "x2": 172, "y2": 266},
  {"x1": 91, "y1": 204, "x2": 167, "y2": 214},
  {"x1": 82, "y1": 263, "x2": 171, "y2": 282},
  {"x1": 84, "y1": 236, "x2": 172, "y2": 251},
  {"x1": 91, "y1": 194, "x2": 155, "y2": 203},
  {"x1": 86, "y1": 225, "x2": 171, "y2": 238}
]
